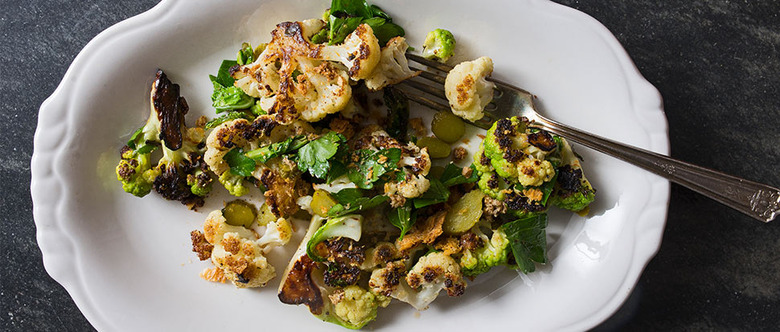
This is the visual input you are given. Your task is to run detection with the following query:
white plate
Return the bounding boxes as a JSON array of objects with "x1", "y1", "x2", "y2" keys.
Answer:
[{"x1": 31, "y1": 0, "x2": 669, "y2": 330}]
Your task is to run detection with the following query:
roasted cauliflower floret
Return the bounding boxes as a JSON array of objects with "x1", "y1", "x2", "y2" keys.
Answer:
[
  {"x1": 370, "y1": 252, "x2": 466, "y2": 310},
  {"x1": 364, "y1": 37, "x2": 421, "y2": 91},
  {"x1": 444, "y1": 56, "x2": 495, "y2": 122},
  {"x1": 199, "y1": 210, "x2": 277, "y2": 288},
  {"x1": 319, "y1": 23, "x2": 381, "y2": 80},
  {"x1": 231, "y1": 21, "x2": 380, "y2": 124},
  {"x1": 384, "y1": 173, "x2": 430, "y2": 199},
  {"x1": 203, "y1": 116, "x2": 278, "y2": 196},
  {"x1": 296, "y1": 58, "x2": 352, "y2": 122},
  {"x1": 257, "y1": 218, "x2": 293, "y2": 249},
  {"x1": 406, "y1": 252, "x2": 466, "y2": 298}
]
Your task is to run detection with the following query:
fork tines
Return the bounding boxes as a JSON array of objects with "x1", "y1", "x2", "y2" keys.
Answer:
[{"x1": 397, "y1": 53, "x2": 454, "y2": 113}]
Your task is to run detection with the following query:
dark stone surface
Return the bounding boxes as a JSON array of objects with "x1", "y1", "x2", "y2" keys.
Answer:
[{"x1": 3, "y1": 1, "x2": 779, "y2": 331}]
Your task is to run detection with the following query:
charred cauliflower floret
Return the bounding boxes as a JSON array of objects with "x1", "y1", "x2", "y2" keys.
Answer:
[
  {"x1": 406, "y1": 251, "x2": 466, "y2": 298},
  {"x1": 295, "y1": 58, "x2": 352, "y2": 122},
  {"x1": 231, "y1": 21, "x2": 380, "y2": 124},
  {"x1": 369, "y1": 251, "x2": 466, "y2": 310},
  {"x1": 204, "y1": 117, "x2": 313, "y2": 218},
  {"x1": 203, "y1": 116, "x2": 277, "y2": 196},
  {"x1": 444, "y1": 56, "x2": 495, "y2": 122},
  {"x1": 195, "y1": 210, "x2": 288, "y2": 288},
  {"x1": 364, "y1": 37, "x2": 421, "y2": 91},
  {"x1": 318, "y1": 23, "x2": 381, "y2": 80}
]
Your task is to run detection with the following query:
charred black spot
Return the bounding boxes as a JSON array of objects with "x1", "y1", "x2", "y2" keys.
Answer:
[
  {"x1": 528, "y1": 130, "x2": 557, "y2": 152},
  {"x1": 323, "y1": 263, "x2": 361, "y2": 287},
  {"x1": 556, "y1": 165, "x2": 583, "y2": 193},
  {"x1": 480, "y1": 152, "x2": 491, "y2": 166},
  {"x1": 487, "y1": 173, "x2": 499, "y2": 189},
  {"x1": 152, "y1": 164, "x2": 204, "y2": 208},
  {"x1": 503, "y1": 148, "x2": 524, "y2": 163},
  {"x1": 235, "y1": 273, "x2": 250, "y2": 284},
  {"x1": 248, "y1": 116, "x2": 278, "y2": 138},
  {"x1": 152, "y1": 70, "x2": 188, "y2": 150},
  {"x1": 504, "y1": 191, "x2": 546, "y2": 212},
  {"x1": 322, "y1": 237, "x2": 366, "y2": 266}
]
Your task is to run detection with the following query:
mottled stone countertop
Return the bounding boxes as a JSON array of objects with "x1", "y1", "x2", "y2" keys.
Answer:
[{"x1": 4, "y1": 1, "x2": 779, "y2": 330}]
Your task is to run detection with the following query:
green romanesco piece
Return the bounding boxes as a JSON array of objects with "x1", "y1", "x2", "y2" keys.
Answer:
[
  {"x1": 421, "y1": 28, "x2": 456, "y2": 63},
  {"x1": 187, "y1": 169, "x2": 213, "y2": 197},
  {"x1": 116, "y1": 148, "x2": 158, "y2": 197},
  {"x1": 218, "y1": 171, "x2": 250, "y2": 197},
  {"x1": 549, "y1": 165, "x2": 595, "y2": 212},
  {"x1": 460, "y1": 228, "x2": 510, "y2": 276},
  {"x1": 322, "y1": 285, "x2": 387, "y2": 329},
  {"x1": 477, "y1": 171, "x2": 509, "y2": 201}
]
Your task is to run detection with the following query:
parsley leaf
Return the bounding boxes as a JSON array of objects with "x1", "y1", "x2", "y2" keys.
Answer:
[
  {"x1": 210, "y1": 82, "x2": 254, "y2": 113},
  {"x1": 326, "y1": 159, "x2": 349, "y2": 184},
  {"x1": 439, "y1": 163, "x2": 479, "y2": 187},
  {"x1": 331, "y1": 188, "x2": 364, "y2": 204},
  {"x1": 325, "y1": 0, "x2": 404, "y2": 45},
  {"x1": 297, "y1": 131, "x2": 346, "y2": 179},
  {"x1": 347, "y1": 148, "x2": 402, "y2": 189},
  {"x1": 204, "y1": 111, "x2": 254, "y2": 130},
  {"x1": 209, "y1": 60, "x2": 238, "y2": 87},
  {"x1": 412, "y1": 178, "x2": 449, "y2": 208},
  {"x1": 388, "y1": 203, "x2": 415, "y2": 240},
  {"x1": 500, "y1": 213, "x2": 548, "y2": 274},
  {"x1": 224, "y1": 148, "x2": 255, "y2": 177},
  {"x1": 328, "y1": 189, "x2": 389, "y2": 217},
  {"x1": 245, "y1": 135, "x2": 308, "y2": 163}
]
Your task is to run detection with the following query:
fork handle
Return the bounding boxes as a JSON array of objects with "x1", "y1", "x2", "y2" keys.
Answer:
[{"x1": 540, "y1": 118, "x2": 780, "y2": 222}]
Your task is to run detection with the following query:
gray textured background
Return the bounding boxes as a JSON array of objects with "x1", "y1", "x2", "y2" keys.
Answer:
[{"x1": 4, "y1": 0, "x2": 779, "y2": 330}]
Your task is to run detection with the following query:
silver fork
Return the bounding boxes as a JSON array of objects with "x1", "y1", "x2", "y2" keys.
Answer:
[{"x1": 401, "y1": 53, "x2": 780, "y2": 223}]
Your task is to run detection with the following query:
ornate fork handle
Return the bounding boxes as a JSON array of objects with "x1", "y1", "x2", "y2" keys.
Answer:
[{"x1": 538, "y1": 116, "x2": 780, "y2": 222}]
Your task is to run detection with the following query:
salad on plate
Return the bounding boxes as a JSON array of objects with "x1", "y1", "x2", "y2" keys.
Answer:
[{"x1": 113, "y1": 0, "x2": 596, "y2": 328}]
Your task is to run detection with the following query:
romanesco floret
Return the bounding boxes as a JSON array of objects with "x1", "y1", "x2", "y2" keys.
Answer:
[
  {"x1": 324, "y1": 285, "x2": 389, "y2": 329},
  {"x1": 481, "y1": 117, "x2": 556, "y2": 187},
  {"x1": 218, "y1": 171, "x2": 250, "y2": 197},
  {"x1": 548, "y1": 136, "x2": 595, "y2": 212},
  {"x1": 187, "y1": 169, "x2": 213, "y2": 197},
  {"x1": 477, "y1": 171, "x2": 510, "y2": 201},
  {"x1": 549, "y1": 168, "x2": 595, "y2": 212},
  {"x1": 421, "y1": 28, "x2": 456, "y2": 63},
  {"x1": 116, "y1": 69, "x2": 212, "y2": 208},
  {"x1": 444, "y1": 56, "x2": 495, "y2": 122},
  {"x1": 116, "y1": 146, "x2": 156, "y2": 197},
  {"x1": 459, "y1": 227, "x2": 510, "y2": 276}
]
